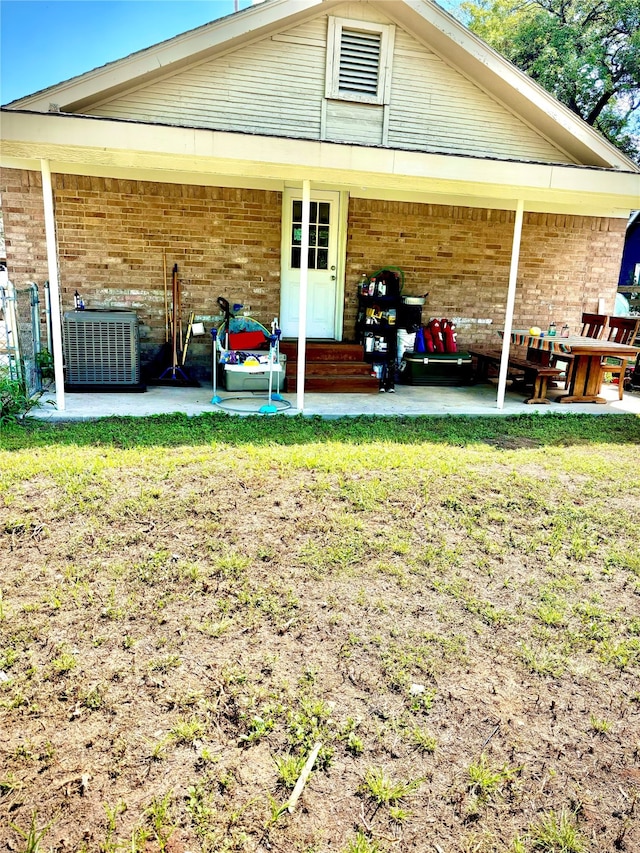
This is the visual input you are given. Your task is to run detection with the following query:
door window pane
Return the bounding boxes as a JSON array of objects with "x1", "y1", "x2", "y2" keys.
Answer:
[{"x1": 289, "y1": 199, "x2": 332, "y2": 270}]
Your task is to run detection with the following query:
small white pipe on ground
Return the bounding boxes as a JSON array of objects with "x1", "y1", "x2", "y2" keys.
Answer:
[
  {"x1": 296, "y1": 180, "x2": 311, "y2": 412},
  {"x1": 497, "y1": 199, "x2": 525, "y2": 409},
  {"x1": 41, "y1": 159, "x2": 65, "y2": 410}
]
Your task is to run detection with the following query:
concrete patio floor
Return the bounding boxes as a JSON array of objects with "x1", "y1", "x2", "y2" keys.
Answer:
[{"x1": 32, "y1": 379, "x2": 640, "y2": 420}]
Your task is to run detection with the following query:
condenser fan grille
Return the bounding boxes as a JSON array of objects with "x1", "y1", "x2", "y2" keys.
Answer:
[{"x1": 64, "y1": 311, "x2": 141, "y2": 386}]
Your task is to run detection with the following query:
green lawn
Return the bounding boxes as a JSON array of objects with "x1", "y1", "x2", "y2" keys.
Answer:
[{"x1": 1, "y1": 413, "x2": 639, "y2": 853}]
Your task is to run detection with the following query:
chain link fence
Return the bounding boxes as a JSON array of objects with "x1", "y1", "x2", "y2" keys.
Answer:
[{"x1": 0, "y1": 280, "x2": 44, "y2": 396}]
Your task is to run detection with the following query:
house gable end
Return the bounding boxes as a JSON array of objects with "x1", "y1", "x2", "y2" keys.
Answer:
[
  {"x1": 5, "y1": 0, "x2": 635, "y2": 171},
  {"x1": 83, "y1": 3, "x2": 574, "y2": 166}
]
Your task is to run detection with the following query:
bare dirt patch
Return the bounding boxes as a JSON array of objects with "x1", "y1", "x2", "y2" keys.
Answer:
[{"x1": 1, "y1": 420, "x2": 639, "y2": 852}]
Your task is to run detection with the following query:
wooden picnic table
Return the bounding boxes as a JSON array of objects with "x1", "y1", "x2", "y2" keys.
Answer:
[{"x1": 508, "y1": 330, "x2": 640, "y2": 404}]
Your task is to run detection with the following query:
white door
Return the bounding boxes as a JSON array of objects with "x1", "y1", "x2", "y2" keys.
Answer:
[{"x1": 280, "y1": 189, "x2": 341, "y2": 338}]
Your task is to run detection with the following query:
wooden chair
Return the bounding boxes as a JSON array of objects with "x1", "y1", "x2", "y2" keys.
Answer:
[
  {"x1": 605, "y1": 315, "x2": 640, "y2": 345},
  {"x1": 601, "y1": 316, "x2": 640, "y2": 399},
  {"x1": 552, "y1": 312, "x2": 607, "y2": 388},
  {"x1": 581, "y1": 312, "x2": 608, "y2": 339}
]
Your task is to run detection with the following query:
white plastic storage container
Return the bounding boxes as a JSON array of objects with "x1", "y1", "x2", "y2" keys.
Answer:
[{"x1": 222, "y1": 353, "x2": 287, "y2": 392}]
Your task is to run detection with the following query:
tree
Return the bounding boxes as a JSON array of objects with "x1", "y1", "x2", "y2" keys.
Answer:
[{"x1": 459, "y1": 0, "x2": 640, "y2": 161}]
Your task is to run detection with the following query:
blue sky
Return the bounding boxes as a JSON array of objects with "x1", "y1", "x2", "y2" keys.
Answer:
[
  {"x1": 0, "y1": 1, "x2": 253, "y2": 104},
  {"x1": 0, "y1": 1, "x2": 465, "y2": 106}
]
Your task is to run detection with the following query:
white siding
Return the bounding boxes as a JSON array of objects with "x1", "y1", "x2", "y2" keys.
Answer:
[
  {"x1": 88, "y1": 4, "x2": 571, "y2": 164},
  {"x1": 90, "y1": 17, "x2": 328, "y2": 139},
  {"x1": 387, "y1": 29, "x2": 572, "y2": 163},
  {"x1": 325, "y1": 100, "x2": 384, "y2": 145}
]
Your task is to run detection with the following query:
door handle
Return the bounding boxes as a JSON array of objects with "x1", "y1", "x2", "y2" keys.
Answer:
[{"x1": 331, "y1": 275, "x2": 336, "y2": 281}]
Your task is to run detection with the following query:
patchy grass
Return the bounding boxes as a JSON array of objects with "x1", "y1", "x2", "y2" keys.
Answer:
[{"x1": 1, "y1": 413, "x2": 639, "y2": 851}]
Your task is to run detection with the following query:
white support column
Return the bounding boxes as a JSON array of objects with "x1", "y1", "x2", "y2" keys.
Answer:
[
  {"x1": 295, "y1": 180, "x2": 311, "y2": 412},
  {"x1": 40, "y1": 159, "x2": 65, "y2": 410},
  {"x1": 497, "y1": 199, "x2": 525, "y2": 410}
]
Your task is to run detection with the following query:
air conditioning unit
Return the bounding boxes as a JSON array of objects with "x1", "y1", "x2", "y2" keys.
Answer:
[{"x1": 63, "y1": 310, "x2": 145, "y2": 391}]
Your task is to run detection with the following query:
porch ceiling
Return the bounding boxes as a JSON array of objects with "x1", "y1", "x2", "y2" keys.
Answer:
[{"x1": 2, "y1": 110, "x2": 639, "y2": 217}]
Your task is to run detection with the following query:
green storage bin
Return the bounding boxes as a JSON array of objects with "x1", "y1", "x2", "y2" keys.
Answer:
[{"x1": 400, "y1": 351, "x2": 472, "y2": 386}]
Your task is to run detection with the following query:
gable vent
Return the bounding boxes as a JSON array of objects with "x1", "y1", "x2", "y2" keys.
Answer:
[{"x1": 339, "y1": 29, "x2": 381, "y2": 96}]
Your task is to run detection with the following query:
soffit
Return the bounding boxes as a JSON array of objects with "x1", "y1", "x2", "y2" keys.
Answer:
[{"x1": 2, "y1": 112, "x2": 638, "y2": 217}]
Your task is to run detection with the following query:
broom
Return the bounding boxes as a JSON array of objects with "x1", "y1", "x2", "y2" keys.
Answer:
[{"x1": 154, "y1": 264, "x2": 198, "y2": 385}]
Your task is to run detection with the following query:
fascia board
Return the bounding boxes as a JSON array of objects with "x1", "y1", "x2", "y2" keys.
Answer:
[
  {"x1": 6, "y1": 0, "x2": 338, "y2": 113},
  {"x1": 1, "y1": 153, "x2": 631, "y2": 217},
  {"x1": 2, "y1": 112, "x2": 638, "y2": 213},
  {"x1": 376, "y1": 0, "x2": 638, "y2": 172}
]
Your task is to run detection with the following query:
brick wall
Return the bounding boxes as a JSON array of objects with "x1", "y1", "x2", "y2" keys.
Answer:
[
  {"x1": 345, "y1": 199, "x2": 627, "y2": 347},
  {"x1": 1, "y1": 169, "x2": 627, "y2": 377},
  {"x1": 0, "y1": 169, "x2": 283, "y2": 378},
  {"x1": 0, "y1": 169, "x2": 49, "y2": 282},
  {"x1": 55, "y1": 175, "x2": 283, "y2": 375}
]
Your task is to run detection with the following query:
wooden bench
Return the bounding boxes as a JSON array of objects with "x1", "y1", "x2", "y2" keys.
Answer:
[
  {"x1": 467, "y1": 347, "x2": 562, "y2": 404},
  {"x1": 467, "y1": 348, "x2": 502, "y2": 384}
]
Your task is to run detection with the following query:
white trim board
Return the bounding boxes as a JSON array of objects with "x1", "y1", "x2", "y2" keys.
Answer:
[{"x1": 2, "y1": 112, "x2": 638, "y2": 215}]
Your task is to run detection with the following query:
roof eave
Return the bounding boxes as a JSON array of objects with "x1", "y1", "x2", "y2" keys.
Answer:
[
  {"x1": 2, "y1": 111, "x2": 638, "y2": 217},
  {"x1": 4, "y1": 0, "x2": 342, "y2": 114},
  {"x1": 377, "y1": 0, "x2": 638, "y2": 172}
]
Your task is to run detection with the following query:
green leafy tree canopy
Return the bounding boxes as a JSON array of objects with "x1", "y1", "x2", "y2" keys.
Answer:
[{"x1": 459, "y1": 0, "x2": 640, "y2": 161}]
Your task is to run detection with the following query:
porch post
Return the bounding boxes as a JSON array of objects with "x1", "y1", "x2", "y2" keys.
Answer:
[
  {"x1": 40, "y1": 159, "x2": 65, "y2": 411},
  {"x1": 296, "y1": 179, "x2": 311, "y2": 412},
  {"x1": 496, "y1": 199, "x2": 525, "y2": 409}
]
